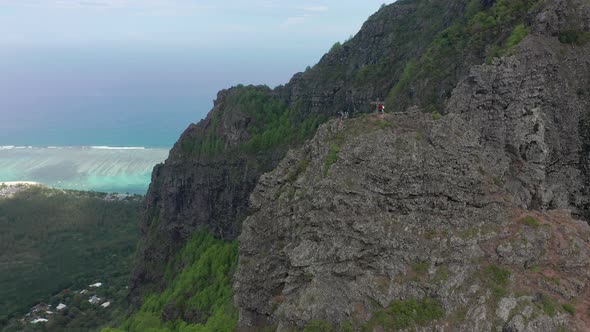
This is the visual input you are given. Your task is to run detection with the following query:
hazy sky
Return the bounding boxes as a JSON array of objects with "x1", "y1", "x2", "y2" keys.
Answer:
[{"x1": 0, "y1": 0, "x2": 393, "y2": 147}]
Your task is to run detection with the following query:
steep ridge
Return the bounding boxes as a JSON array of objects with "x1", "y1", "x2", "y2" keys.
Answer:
[
  {"x1": 276, "y1": 0, "x2": 470, "y2": 115},
  {"x1": 129, "y1": 0, "x2": 474, "y2": 305},
  {"x1": 235, "y1": 0, "x2": 590, "y2": 330},
  {"x1": 125, "y1": 0, "x2": 590, "y2": 330}
]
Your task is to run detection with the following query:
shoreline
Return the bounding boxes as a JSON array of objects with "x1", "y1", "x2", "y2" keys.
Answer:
[
  {"x1": 0, "y1": 182, "x2": 146, "y2": 199},
  {"x1": 0, "y1": 181, "x2": 42, "y2": 186},
  {"x1": 0, "y1": 145, "x2": 170, "y2": 150}
]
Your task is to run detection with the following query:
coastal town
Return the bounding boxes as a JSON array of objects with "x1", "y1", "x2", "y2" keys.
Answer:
[
  {"x1": 20, "y1": 281, "x2": 116, "y2": 327},
  {"x1": 0, "y1": 184, "x2": 139, "y2": 331},
  {"x1": 0, "y1": 182, "x2": 140, "y2": 201},
  {"x1": 0, "y1": 182, "x2": 41, "y2": 198}
]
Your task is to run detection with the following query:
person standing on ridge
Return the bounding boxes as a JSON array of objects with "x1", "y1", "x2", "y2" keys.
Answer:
[
  {"x1": 378, "y1": 103, "x2": 384, "y2": 113},
  {"x1": 337, "y1": 110, "x2": 344, "y2": 128}
]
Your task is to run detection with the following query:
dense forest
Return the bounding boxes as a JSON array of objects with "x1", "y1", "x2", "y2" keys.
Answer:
[
  {"x1": 0, "y1": 186, "x2": 141, "y2": 331},
  {"x1": 102, "y1": 232, "x2": 238, "y2": 332}
]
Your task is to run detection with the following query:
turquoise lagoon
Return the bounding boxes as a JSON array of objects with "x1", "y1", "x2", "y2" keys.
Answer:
[{"x1": 0, "y1": 146, "x2": 169, "y2": 194}]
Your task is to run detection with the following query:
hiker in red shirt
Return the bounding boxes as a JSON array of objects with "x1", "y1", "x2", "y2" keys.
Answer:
[{"x1": 378, "y1": 103, "x2": 384, "y2": 113}]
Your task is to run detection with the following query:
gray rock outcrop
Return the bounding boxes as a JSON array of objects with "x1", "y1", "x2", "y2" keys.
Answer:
[
  {"x1": 235, "y1": 1, "x2": 590, "y2": 330},
  {"x1": 129, "y1": 0, "x2": 471, "y2": 306}
]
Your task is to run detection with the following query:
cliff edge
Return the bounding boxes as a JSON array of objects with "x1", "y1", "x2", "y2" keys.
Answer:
[
  {"x1": 235, "y1": 0, "x2": 590, "y2": 330},
  {"x1": 125, "y1": 0, "x2": 590, "y2": 331}
]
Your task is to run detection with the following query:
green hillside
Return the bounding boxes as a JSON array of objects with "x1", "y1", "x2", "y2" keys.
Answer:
[{"x1": 0, "y1": 186, "x2": 141, "y2": 331}]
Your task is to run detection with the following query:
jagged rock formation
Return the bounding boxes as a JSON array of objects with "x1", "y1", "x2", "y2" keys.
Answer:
[
  {"x1": 129, "y1": 87, "x2": 281, "y2": 303},
  {"x1": 129, "y1": 0, "x2": 472, "y2": 305},
  {"x1": 277, "y1": 0, "x2": 468, "y2": 115},
  {"x1": 235, "y1": 0, "x2": 590, "y2": 330},
  {"x1": 235, "y1": 112, "x2": 590, "y2": 330},
  {"x1": 128, "y1": 0, "x2": 590, "y2": 330}
]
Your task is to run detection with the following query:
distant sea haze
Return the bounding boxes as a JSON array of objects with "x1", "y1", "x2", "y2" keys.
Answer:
[
  {"x1": 0, "y1": 146, "x2": 169, "y2": 194},
  {"x1": 0, "y1": 46, "x2": 322, "y2": 194},
  {"x1": 0, "y1": 94, "x2": 204, "y2": 194}
]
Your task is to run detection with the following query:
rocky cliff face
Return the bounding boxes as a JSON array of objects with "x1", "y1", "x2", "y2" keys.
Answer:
[
  {"x1": 235, "y1": 0, "x2": 590, "y2": 330},
  {"x1": 129, "y1": 87, "x2": 282, "y2": 303},
  {"x1": 276, "y1": 0, "x2": 468, "y2": 115},
  {"x1": 129, "y1": 0, "x2": 472, "y2": 305},
  {"x1": 129, "y1": 0, "x2": 590, "y2": 330}
]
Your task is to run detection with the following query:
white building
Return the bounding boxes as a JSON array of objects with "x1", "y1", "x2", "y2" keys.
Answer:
[{"x1": 89, "y1": 295, "x2": 102, "y2": 305}]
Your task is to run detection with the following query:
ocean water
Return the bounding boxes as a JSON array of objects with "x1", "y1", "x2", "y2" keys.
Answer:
[
  {"x1": 0, "y1": 47, "x2": 321, "y2": 194},
  {"x1": 0, "y1": 146, "x2": 169, "y2": 194}
]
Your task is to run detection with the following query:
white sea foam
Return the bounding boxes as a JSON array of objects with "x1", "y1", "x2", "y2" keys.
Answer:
[
  {"x1": 90, "y1": 146, "x2": 146, "y2": 150},
  {"x1": 0, "y1": 146, "x2": 15, "y2": 150},
  {"x1": 0, "y1": 146, "x2": 168, "y2": 193}
]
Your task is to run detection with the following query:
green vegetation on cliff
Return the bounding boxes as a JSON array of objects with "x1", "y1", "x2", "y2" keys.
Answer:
[
  {"x1": 386, "y1": 0, "x2": 540, "y2": 112},
  {"x1": 559, "y1": 29, "x2": 590, "y2": 45},
  {"x1": 362, "y1": 298, "x2": 445, "y2": 331},
  {"x1": 235, "y1": 90, "x2": 326, "y2": 153},
  {"x1": 324, "y1": 144, "x2": 341, "y2": 175},
  {"x1": 180, "y1": 112, "x2": 225, "y2": 158},
  {"x1": 337, "y1": 0, "x2": 467, "y2": 90},
  {"x1": 180, "y1": 88, "x2": 326, "y2": 159},
  {"x1": 301, "y1": 298, "x2": 445, "y2": 332},
  {"x1": 105, "y1": 231, "x2": 238, "y2": 332}
]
